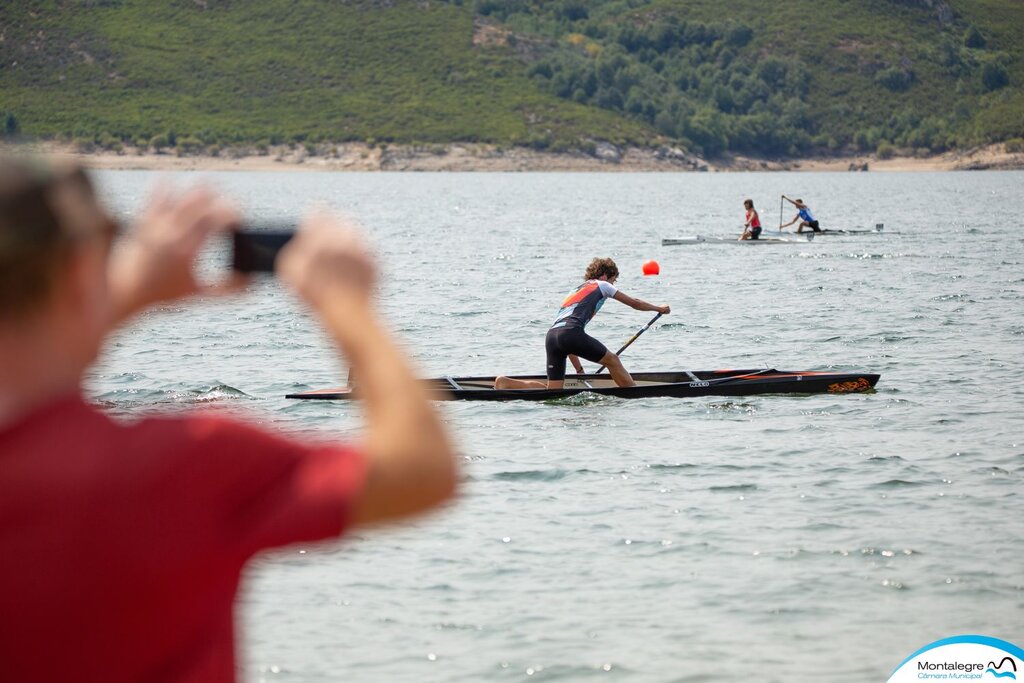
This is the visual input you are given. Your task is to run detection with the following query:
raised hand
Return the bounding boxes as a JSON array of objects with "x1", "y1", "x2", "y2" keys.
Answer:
[
  {"x1": 109, "y1": 186, "x2": 241, "y2": 322},
  {"x1": 275, "y1": 211, "x2": 377, "y2": 315}
]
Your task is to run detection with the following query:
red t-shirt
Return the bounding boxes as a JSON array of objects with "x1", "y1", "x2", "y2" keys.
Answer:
[{"x1": 0, "y1": 394, "x2": 367, "y2": 682}]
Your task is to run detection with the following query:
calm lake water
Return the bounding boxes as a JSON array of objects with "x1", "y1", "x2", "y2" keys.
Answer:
[{"x1": 88, "y1": 170, "x2": 1023, "y2": 682}]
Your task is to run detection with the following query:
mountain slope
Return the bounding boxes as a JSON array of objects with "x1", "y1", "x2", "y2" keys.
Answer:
[
  {"x1": 507, "y1": 0, "x2": 1024, "y2": 154},
  {"x1": 0, "y1": 0, "x2": 1020, "y2": 157},
  {"x1": 0, "y1": 1, "x2": 654, "y2": 149}
]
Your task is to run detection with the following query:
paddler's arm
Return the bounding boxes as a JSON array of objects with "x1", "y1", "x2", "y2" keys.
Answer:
[
  {"x1": 277, "y1": 212, "x2": 457, "y2": 527},
  {"x1": 612, "y1": 291, "x2": 670, "y2": 315}
]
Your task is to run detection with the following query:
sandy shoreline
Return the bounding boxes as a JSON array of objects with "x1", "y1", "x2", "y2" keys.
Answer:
[{"x1": 7, "y1": 141, "x2": 1023, "y2": 172}]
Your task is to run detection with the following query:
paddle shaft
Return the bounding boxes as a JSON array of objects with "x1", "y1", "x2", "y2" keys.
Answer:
[
  {"x1": 779, "y1": 195, "x2": 784, "y2": 229},
  {"x1": 594, "y1": 312, "x2": 663, "y2": 375}
]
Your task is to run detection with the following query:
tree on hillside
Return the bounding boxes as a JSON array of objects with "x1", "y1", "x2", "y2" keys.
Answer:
[
  {"x1": 964, "y1": 26, "x2": 986, "y2": 49},
  {"x1": 3, "y1": 114, "x2": 18, "y2": 139},
  {"x1": 981, "y1": 62, "x2": 1009, "y2": 91}
]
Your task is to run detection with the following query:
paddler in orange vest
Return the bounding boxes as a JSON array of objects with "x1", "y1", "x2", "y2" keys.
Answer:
[{"x1": 495, "y1": 257, "x2": 669, "y2": 390}]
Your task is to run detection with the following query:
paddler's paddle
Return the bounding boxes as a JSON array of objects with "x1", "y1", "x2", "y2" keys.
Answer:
[
  {"x1": 779, "y1": 194, "x2": 784, "y2": 230},
  {"x1": 594, "y1": 312, "x2": 663, "y2": 375}
]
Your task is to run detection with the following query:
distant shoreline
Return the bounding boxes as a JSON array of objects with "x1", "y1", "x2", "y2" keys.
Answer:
[{"x1": 7, "y1": 141, "x2": 1024, "y2": 173}]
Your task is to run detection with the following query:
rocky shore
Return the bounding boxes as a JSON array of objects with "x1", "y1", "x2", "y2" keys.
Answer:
[{"x1": 8, "y1": 141, "x2": 1024, "y2": 173}]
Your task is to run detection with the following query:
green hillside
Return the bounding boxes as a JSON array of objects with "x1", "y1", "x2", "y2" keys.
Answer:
[
  {"x1": 1, "y1": 0, "x2": 1021, "y2": 158},
  {"x1": 0, "y1": 1, "x2": 653, "y2": 152},
  {"x1": 499, "y1": 0, "x2": 1024, "y2": 155}
]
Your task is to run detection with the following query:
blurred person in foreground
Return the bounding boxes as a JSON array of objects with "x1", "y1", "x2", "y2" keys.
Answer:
[{"x1": 0, "y1": 157, "x2": 458, "y2": 681}]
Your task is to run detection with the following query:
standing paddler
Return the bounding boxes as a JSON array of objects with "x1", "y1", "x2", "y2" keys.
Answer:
[
  {"x1": 781, "y1": 195, "x2": 822, "y2": 233},
  {"x1": 494, "y1": 257, "x2": 670, "y2": 390}
]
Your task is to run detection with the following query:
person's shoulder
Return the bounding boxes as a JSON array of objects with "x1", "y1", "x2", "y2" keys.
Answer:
[
  {"x1": 0, "y1": 393, "x2": 101, "y2": 435},
  {"x1": 122, "y1": 410, "x2": 360, "y2": 493},
  {"x1": 111, "y1": 411, "x2": 288, "y2": 466}
]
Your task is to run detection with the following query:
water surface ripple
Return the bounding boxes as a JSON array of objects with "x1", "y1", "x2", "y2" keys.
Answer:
[{"x1": 88, "y1": 171, "x2": 1023, "y2": 682}]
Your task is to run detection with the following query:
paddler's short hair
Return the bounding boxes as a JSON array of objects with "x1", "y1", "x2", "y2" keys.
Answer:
[
  {"x1": 0, "y1": 156, "x2": 99, "y2": 319},
  {"x1": 584, "y1": 257, "x2": 619, "y2": 282}
]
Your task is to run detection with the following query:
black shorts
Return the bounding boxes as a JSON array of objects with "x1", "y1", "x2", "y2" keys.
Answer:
[
  {"x1": 807, "y1": 220, "x2": 821, "y2": 232},
  {"x1": 749, "y1": 226, "x2": 762, "y2": 240},
  {"x1": 545, "y1": 325, "x2": 609, "y2": 381}
]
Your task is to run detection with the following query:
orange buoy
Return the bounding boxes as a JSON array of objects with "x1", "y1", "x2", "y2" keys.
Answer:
[{"x1": 642, "y1": 259, "x2": 660, "y2": 276}]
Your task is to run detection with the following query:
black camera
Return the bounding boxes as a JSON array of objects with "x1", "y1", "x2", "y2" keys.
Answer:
[{"x1": 231, "y1": 230, "x2": 295, "y2": 273}]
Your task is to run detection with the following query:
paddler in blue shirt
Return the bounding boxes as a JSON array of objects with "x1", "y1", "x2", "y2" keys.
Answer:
[
  {"x1": 494, "y1": 257, "x2": 670, "y2": 391},
  {"x1": 781, "y1": 196, "x2": 822, "y2": 233}
]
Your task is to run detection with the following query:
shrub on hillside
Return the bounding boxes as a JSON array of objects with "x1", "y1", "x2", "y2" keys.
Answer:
[
  {"x1": 174, "y1": 137, "x2": 203, "y2": 156},
  {"x1": 981, "y1": 62, "x2": 1009, "y2": 91},
  {"x1": 149, "y1": 134, "x2": 170, "y2": 152},
  {"x1": 556, "y1": 0, "x2": 588, "y2": 22},
  {"x1": 876, "y1": 142, "x2": 895, "y2": 159},
  {"x1": 3, "y1": 113, "x2": 19, "y2": 138},
  {"x1": 475, "y1": 0, "x2": 527, "y2": 20},
  {"x1": 964, "y1": 26, "x2": 986, "y2": 49},
  {"x1": 526, "y1": 132, "x2": 553, "y2": 150},
  {"x1": 853, "y1": 130, "x2": 871, "y2": 151},
  {"x1": 875, "y1": 67, "x2": 913, "y2": 91},
  {"x1": 725, "y1": 24, "x2": 753, "y2": 48},
  {"x1": 756, "y1": 58, "x2": 789, "y2": 87},
  {"x1": 97, "y1": 132, "x2": 122, "y2": 153},
  {"x1": 1006, "y1": 138, "x2": 1024, "y2": 153},
  {"x1": 528, "y1": 61, "x2": 553, "y2": 80},
  {"x1": 548, "y1": 138, "x2": 575, "y2": 153},
  {"x1": 937, "y1": 38, "x2": 962, "y2": 70}
]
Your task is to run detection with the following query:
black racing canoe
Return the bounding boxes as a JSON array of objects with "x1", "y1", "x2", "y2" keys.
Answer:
[{"x1": 286, "y1": 368, "x2": 880, "y2": 402}]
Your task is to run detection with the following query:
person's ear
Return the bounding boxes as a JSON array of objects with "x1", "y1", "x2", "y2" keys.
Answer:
[
  {"x1": 57, "y1": 247, "x2": 92, "y2": 311},
  {"x1": 59, "y1": 243, "x2": 107, "y2": 318}
]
